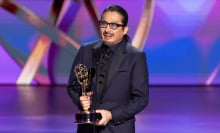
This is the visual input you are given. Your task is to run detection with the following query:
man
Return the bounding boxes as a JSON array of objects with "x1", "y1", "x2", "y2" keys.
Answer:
[{"x1": 67, "y1": 4, "x2": 149, "y2": 133}]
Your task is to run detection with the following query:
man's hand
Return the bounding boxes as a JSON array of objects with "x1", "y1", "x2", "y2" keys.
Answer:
[
  {"x1": 79, "y1": 92, "x2": 93, "y2": 111},
  {"x1": 96, "y1": 109, "x2": 112, "y2": 126}
]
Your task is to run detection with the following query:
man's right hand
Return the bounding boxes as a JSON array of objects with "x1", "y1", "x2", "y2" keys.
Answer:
[{"x1": 79, "y1": 91, "x2": 93, "y2": 111}]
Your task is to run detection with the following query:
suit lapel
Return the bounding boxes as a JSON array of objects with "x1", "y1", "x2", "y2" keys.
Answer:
[
  {"x1": 101, "y1": 42, "x2": 128, "y2": 99},
  {"x1": 91, "y1": 41, "x2": 102, "y2": 94}
]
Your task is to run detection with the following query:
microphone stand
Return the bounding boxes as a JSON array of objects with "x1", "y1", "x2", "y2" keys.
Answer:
[{"x1": 91, "y1": 48, "x2": 101, "y2": 133}]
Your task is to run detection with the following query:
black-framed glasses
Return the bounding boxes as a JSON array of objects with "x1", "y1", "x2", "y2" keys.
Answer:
[{"x1": 99, "y1": 21, "x2": 125, "y2": 30}]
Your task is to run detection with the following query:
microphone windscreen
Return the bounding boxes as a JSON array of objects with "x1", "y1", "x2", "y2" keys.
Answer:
[{"x1": 89, "y1": 67, "x2": 96, "y2": 78}]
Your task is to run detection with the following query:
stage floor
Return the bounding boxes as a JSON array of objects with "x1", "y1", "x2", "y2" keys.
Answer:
[{"x1": 0, "y1": 85, "x2": 219, "y2": 133}]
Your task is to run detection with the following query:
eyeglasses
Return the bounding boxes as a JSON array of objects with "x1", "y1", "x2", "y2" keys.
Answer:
[{"x1": 99, "y1": 21, "x2": 125, "y2": 30}]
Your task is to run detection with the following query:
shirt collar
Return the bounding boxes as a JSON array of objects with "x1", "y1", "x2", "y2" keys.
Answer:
[{"x1": 103, "y1": 38, "x2": 125, "y2": 54}]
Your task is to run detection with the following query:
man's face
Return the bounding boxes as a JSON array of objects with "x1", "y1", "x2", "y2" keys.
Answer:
[{"x1": 99, "y1": 11, "x2": 128, "y2": 46}]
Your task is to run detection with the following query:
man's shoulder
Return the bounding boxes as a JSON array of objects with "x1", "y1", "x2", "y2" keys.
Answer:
[{"x1": 126, "y1": 44, "x2": 142, "y2": 54}]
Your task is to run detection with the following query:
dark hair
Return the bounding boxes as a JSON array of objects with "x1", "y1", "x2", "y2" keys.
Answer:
[{"x1": 101, "y1": 5, "x2": 128, "y2": 26}]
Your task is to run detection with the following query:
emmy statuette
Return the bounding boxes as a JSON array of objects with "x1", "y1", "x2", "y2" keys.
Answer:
[{"x1": 74, "y1": 64, "x2": 102, "y2": 124}]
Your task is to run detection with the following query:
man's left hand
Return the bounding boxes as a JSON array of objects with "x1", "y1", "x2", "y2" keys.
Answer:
[{"x1": 95, "y1": 109, "x2": 112, "y2": 126}]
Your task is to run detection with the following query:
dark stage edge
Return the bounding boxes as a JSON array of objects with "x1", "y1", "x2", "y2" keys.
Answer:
[{"x1": 0, "y1": 85, "x2": 219, "y2": 133}]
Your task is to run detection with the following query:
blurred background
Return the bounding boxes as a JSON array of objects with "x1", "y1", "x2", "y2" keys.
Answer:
[
  {"x1": 0, "y1": 0, "x2": 220, "y2": 86},
  {"x1": 1, "y1": 1, "x2": 220, "y2": 133}
]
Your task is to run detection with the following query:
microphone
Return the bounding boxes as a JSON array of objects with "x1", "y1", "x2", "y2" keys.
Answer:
[
  {"x1": 89, "y1": 67, "x2": 96, "y2": 79},
  {"x1": 88, "y1": 67, "x2": 96, "y2": 92},
  {"x1": 92, "y1": 47, "x2": 102, "y2": 65}
]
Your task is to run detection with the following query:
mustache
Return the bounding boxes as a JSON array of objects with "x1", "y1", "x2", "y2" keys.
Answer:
[{"x1": 103, "y1": 31, "x2": 113, "y2": 35}]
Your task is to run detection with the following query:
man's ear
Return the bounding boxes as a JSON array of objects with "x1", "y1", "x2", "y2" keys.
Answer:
[{"x1": 123, "y1": 26, "x2": 128, "y2": 35}]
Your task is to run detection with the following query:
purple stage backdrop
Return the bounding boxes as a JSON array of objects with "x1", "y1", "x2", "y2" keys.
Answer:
[{"x1": 0, "y1": 0, "x2": 220, "y2": 85}]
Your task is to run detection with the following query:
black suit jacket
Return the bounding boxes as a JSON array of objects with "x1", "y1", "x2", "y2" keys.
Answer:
[{"x1": 67, "y1": 37, "x2": 149, "y2": 133}]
